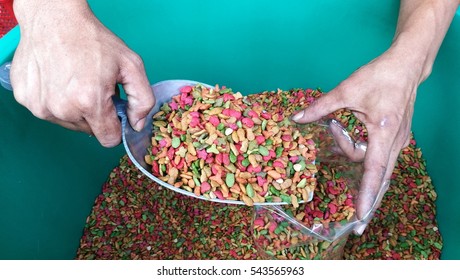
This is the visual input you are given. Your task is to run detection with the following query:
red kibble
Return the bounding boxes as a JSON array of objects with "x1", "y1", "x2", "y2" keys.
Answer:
[
  {"x1": 235, "y1": 161, "x2": 247, "y2": 172},
  {"x1": 281, "y1": 134, "x2": 292, "y2": 142},
  {"x1": 312, "y1": 210, "x2": 324, "y2": 219},
  {"x1": 327, "y1": 185, "x2": 341, "y2": 195},
  {"x1": 175, "y1": 158, "x2": 185, "y2": 170},
  {"x1": 228, "y1": 123, "x2": 238, "y2": 130},
  {"x1": 222, "y1": 108, "x2": 242, "y2": 119},
  {"x1": 223, "y1": 93, "x2": 235, "y2": 102},
  {"x1": 257, "y1": 176, "x2": 266, "y2": 187},
  {"x1": 189, "y1": 117, "x2": 200, "y2": 128},
  {"x1": 255, "y1": 135, "x2": 266, "y2": 145},
  {"x1": 222, "y1": 153, "x2": 230, "y2": 166},
  {"x1": 248, "y1": 110, "x2": 259, "y2": 118},
  {"x1": 197, "y1": 149, "x2": 207, "y2": 160},
  {"x1": 260, "y1": 111, "x2": 272, "y2": 120},
  {"x1": 289, "y1": 156, "x2": 299, "y2": 163},
  {"x1": 151, "y1": 161, "x2": 159, "y2": 175},
  {"x1": 241, "y1": 118, "x2": 254, "y2": 128},
  {"x1": 200, "y1": 182, "x2": 211, "y2": 194},
  {"x1": 247, "y1": 165, "x2": 262, "y2": 173},
  {"x1": 208, "y1": 115, "x2": 220, "y2": 126},
  {"x1": 272, "y1": 160, "x2": 285, "y2": 169},
  {"x1": 215, "y1": 153, "x2": 223, "y2": 165},
  {"x1": 214, "y1": 190, "x2": 224, "y2": 200},
  {"x1": 328, "y1": 203, "x2": 338, "y2": 214},
  {"x1": 344, "y1": 198, "x2": 353, "y2": 207},
  {"x1": 180, "y1": 85, "x2": 193, "y2": 94},
  {"x1": 253, "y1": 218, "x2": 265, "y2": 228},
  {"x1": 268, "y1": 222, "x2": 278, "y2": 233}
]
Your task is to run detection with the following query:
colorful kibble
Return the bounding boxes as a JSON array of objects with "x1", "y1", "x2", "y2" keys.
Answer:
[{"x1": 146, "y1": 84, "x2": 318, "y2": 207}]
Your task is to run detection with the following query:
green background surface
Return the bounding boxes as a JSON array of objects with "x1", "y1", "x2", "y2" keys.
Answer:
[{"x1": 1, "y1": 0, "x2": 459, "y2": 259}]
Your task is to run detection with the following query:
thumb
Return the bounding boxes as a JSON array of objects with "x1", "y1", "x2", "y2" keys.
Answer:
[
  {"x1": 119, "y1": 58, "x2": 155, "y2": 131},
  {"x1": 291, "y1": 89, "x2": 345, "y2": 124}
]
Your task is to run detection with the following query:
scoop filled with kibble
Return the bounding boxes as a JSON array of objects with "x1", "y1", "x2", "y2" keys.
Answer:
[{"x1": 144, "y1": 83, "x2": 320, "y2": 207}]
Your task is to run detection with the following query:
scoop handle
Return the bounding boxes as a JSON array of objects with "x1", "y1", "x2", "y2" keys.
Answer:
[{"x1": 112, "y1": 95, "x2": 128, "y2": 121}]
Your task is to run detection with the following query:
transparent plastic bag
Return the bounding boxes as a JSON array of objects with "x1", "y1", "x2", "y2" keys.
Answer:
[
  {"x1": 253, "y1": 206, "x2": 351, "y2": 260},
  {"x1": 0, "y1": 61, "x2": 12, "y2": 91},
  {"x1": 252, "y1": 118, "x2": 387, "y2": 259}
]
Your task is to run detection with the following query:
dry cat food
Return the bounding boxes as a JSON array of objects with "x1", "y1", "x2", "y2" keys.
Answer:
[{"x1": 145, "y1": 84, "x2": 318, "y2": 206}]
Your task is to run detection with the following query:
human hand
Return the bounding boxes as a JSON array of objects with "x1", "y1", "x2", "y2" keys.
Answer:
[
  {"x1": 10, "y1": 0, "x2": 155, "y2": 147},
  {"x1": 292, "y1": 47, "x2": 422, "y2": 234}
]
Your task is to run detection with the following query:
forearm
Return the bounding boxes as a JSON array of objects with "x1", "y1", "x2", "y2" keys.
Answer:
[{"x1": 391, "y1": 0, "x2": 459, "y2": 83}]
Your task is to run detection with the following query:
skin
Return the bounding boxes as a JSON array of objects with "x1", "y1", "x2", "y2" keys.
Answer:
[
  {"x1": 10, "y1": 0, "x2": 155, "y2": 147},
  {"x1": 292, "y1": 0, "x2": 459, "y2": 234}
]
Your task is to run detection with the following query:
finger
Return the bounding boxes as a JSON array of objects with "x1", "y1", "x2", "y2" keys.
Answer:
[
  {"x1": 354, "y1": 145, "x2": 400, "y2": 235},
  {"x1": 329, "y1": 119, "x2": 367, "y2": 162},
  {"x1": 354, "y1": 129, "x2": 395, "y2": 234},
  {"x1": 52, "y1": 118, "x2": 93, "y2": 135},
  {"x1": 291, "y1": 89, "x2": 345, "y2": 123},
  {"x1": 118, "y1": 54, "x2": 155, "y2": 131},
  {"x1": 85, "y1": 92, "x2": 122, "y2": 148}
]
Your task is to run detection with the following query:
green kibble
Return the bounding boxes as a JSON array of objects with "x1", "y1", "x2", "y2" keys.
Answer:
[
  {"x1": 248, "y1": 140, "x2": 258, "y2": 152},
  {"x1": 206, "y1": 144, "x2": 220, "y2": 154},
  {"x1": 242, "y1": 158, "x2": 250, "y2": 167},
  {"x1": 226, "y1": 173, "x2": 235, "y2": 187},
  {"x1": 274, "y1": 227, "x2": 283, "y2": 235},
  {"x1": 287, "y1": 162, "x2": 294, "y2": 177},
  {"x1": 297, "y1": 178, "x2": 307, "y2": 188},
  {"x1": 246, "y1": 184, "x2": 255, "y2": 198},
  {"x1": 306, "y1": 163, "x2": 317, "y2": 171},
  {"x1": 220, "y1": 88, "x2": 232, "y2": 93},
  {"x1": 275, "y1": 146, "x2": 284, "y2": 157},
  {"x1": 269, "y1": 186, "x2": 280, "y2": 196},
  {"x1": 229, "y1": 151, "x2": 237, "y2": 163},
  {"x1": 265, "y1": 139, "x2": 273, "y2": 146},
  {"x1": 193, "y1": 176, "x2": 201, "y2": 187},
  {"x1": 214, "y1": 98, "x2": 224, "y2": 107},
  {"x1": 192, "y1": 89, "x2": 202, "y2": 99},
  {"x1": 258, "y1": 146, "x2": 270, "y2": 157},
  {"x1": 262, "y1": 120, "x2": 268, "y2": 131},
  {"x1": 217, "y1": 123, "x2": 225, "y2": 131},
  {"x1": 171, "y1": 137, "x2": 181, "y2": 148},
  {"x1": 280, "y1": 194, "x2": 291, "y2": 203}
]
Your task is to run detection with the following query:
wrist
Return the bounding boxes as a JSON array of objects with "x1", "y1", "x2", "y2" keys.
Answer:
[
  {"x1": 13, "y1": 0, "x2": 92, "y2": 36},
  {"x1": 388, "y1": 33, "x2": 433, "y2": 84}
]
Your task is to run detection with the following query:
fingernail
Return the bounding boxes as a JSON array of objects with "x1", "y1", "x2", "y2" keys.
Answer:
[
  {"x1": 291, "y1": 111, "x2": 304, "y2": 122},
  {"x1": 354, "y1": 223, "x2": 367, "y2": 235},
  {"x1": 133, "y1": 118, "x2": 146, "y2": 132}
]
